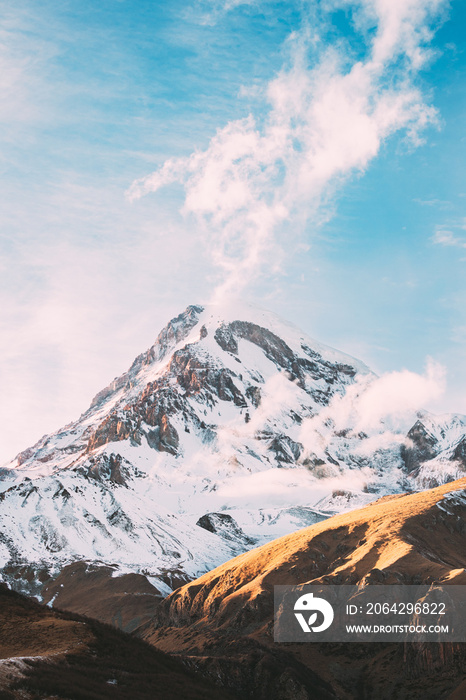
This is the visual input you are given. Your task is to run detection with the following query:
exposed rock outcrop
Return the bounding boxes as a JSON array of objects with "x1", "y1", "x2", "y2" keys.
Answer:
[
  {"x1": 196, "y1": 512, "x2": 255, "y2": 547},
  {"x1": 401, "y1": 420, "x2": 439, "y2": 473}
]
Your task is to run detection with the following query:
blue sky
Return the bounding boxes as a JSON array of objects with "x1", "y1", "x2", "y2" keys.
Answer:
[{"x1": 1, "y1": 0, "x2": 465, "y2": 462}]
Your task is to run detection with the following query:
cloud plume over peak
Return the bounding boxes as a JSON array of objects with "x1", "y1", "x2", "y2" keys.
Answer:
[{"x1": 128, "y1": 0, "x2": 445, "y2": 300}]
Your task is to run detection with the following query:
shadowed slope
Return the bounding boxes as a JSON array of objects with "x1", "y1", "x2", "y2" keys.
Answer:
[
  {"x1": 0, "y1": 584, "x2": 236, "y2": 700},
  {"x1": 40, "y1": 561, "x2": 164, "y2": 633}
]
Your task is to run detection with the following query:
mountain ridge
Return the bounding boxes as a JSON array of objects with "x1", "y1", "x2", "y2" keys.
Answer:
[
  {"x1": 0, "y1": 302, "x2": 464, "y2": 616},
  {"x1": 140, "y1": 477, "x2": 466, "y2": 700}
]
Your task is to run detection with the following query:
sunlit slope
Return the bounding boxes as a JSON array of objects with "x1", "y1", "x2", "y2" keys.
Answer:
[
  {"x1": 141, "y1": 478, "x2": 466, "y2": 700},
  {"x1": 146, "y1": 478, "x2": 466, "y2": 633}
]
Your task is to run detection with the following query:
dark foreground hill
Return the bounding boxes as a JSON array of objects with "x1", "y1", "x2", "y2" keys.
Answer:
[
  {"x1": 140, "y1": 478, "x2": 466, "y2": 700},
  {"x1": 0, "y1": 583, "x2": 236, "y2": 700}
]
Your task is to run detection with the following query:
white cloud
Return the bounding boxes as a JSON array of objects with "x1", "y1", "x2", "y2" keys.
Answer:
[
  {"x1": 345, "y1": 0, "x2": 446, "y2": 68},
  {"x1": 300, "y1": 358, "x2": 446, "y2": 454},
  {"x1": 351, "y1": 358, "x2": 446, "y2": 431},
  {"x1": 246, "y1": 373, "x2": 302, "y2": 432},
  {"x1": 221, "y1": 0, "x2": 255, "y2": 9},
  {"x1": 214, "y1": 465, "x2": 372, "y2": 507},
  {"x1": 432, "y1": 223, "x2": 466, "y2": 248},
  {"x1": 128, "y1": 0, "x2": 445, "y2": 301},
  {"x1": 199, "y1": 372, "x2": 304, "y2": 464}
]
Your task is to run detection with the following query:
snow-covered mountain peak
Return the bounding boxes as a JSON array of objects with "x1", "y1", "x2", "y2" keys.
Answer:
[
  {"x1": 13, "y1": 301, "x2": 371, "y2": 471},
  {"x1": 170, "y1": 300, "x2": 371, "y2": 373}
]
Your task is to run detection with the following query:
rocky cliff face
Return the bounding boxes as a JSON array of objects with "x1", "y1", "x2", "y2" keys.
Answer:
[
  {"x1": 0, "y1": 302, "x2": 465, "y2": 614},
  {"x1": 400, "y1": 413, "x2": 466, "y2": 488}
]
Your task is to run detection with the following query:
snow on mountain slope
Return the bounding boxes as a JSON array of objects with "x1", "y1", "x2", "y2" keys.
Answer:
[{"x1": 0, "y1": 302, "x2": 465, "y2": 598}]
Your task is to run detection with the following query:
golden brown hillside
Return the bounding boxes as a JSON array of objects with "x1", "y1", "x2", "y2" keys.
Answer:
[{"x1": 140, "y1": 478, "x2": 466, "y2": 700}]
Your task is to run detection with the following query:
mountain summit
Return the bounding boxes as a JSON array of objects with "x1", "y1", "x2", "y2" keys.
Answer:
[{"x1": 0, "y1": 303, "x2": 465, "y2": 606}]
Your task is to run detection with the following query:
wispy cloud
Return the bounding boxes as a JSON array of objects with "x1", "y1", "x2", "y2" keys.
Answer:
[
  {"x1": 432, "y1": 221, "x2": 466, "y2": 248},
  {"x1": 0, "y1": 19, "x2": 57, "y2": 135},
  {"x1": 186, "y1": 0, "x2": 257, "y2": 26},
  {"x1": 128, "y1": 0, "x2": 445, "y2": 302},
  {"x1": 299, "y1": 358, "x2": 446, "y2": 455},
  {"x1": 414, "y1": 198, "x2": 452, "y2": 207}
]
